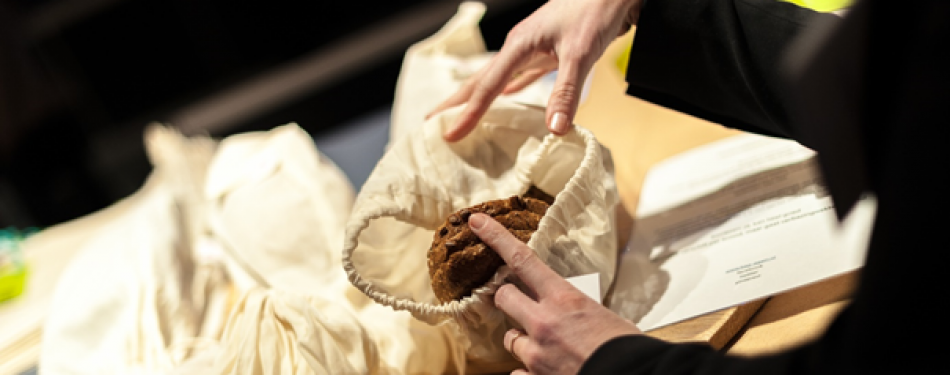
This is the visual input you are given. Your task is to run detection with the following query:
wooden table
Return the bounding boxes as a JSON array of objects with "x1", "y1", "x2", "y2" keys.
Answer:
[{"x1": 576, "y1": 29, "x2": 857, "y2": 354}]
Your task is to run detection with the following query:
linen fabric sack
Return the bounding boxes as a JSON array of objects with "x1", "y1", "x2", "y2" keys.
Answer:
[
  {"x1": 389, "y1": 1, "x2": 551, "y2": 144},
  {"x1": 40, "y1": 125, "x2": 458, "y2": 374},
  {"x1": 343, "y1": 99, "x2": 620, "y2": 370}
]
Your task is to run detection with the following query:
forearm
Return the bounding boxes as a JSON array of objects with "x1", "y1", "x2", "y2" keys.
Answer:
[{"x1": 624, "y1": 0, "x2": 835, "y2": 140}]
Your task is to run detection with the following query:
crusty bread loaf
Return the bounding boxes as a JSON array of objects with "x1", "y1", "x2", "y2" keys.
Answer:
[{"x1": 427, "y1": 187, "x2": 554, "y2": 303}]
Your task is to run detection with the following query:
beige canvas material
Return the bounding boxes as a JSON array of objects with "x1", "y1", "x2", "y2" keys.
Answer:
[
  {"x1": 390, "y1": 1, "x2": 486, "y2": 145},
  {"x1": 352, "y1": 2, "x2": 620, "y2": 368},
  {"x1": 389, "y1": 1, "x2": 551, "y2": 145},
  {"x1": 38, "y1": 125, "x2": 458, "y2": 374},
  {"x1": 38, "y1": 126, "x2": 231, "y2": 373},
  {"x1": 343, "y1": 99, "x2": 620, "y2": 366}
]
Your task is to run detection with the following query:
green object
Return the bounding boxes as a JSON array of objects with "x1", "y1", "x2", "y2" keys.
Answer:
[
  {"x1": 0, "y1": 228, "x2": 35, "y2": 303},
  {"x1": 784, "y1": 0, "x2": 852, "y2": 12}
]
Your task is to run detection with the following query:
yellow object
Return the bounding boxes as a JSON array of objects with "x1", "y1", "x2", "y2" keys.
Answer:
[
  {"x1": 615, "y1": 44, "x2": 631, "y2": 75},
  {"x1": 784, "y1": 0, "x2": 852, "y2": 12},
  {"x1": 0, "y1": 265, "x2": 28, "y2": 303},
  {"x1": 1, "y1": 228, "x2": 32, "y2": 303}
]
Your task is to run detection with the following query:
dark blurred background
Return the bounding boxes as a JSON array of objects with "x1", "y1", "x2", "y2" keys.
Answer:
[{"x1": 0, "y1": 0, "x2": 540, "y2": 228}]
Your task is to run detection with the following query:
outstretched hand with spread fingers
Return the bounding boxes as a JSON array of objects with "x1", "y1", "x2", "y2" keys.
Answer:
[{"x1": 426, "y1": 0, "x2": 643, "y2": 142}]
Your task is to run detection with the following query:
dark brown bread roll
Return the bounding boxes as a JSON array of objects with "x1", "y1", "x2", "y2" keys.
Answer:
[
  {"x1": 428, "y1": 188, "x2": 554, "y2": 303},
  {"x1": 522, "y1": 185, "x2": 555, "y2": 205}
]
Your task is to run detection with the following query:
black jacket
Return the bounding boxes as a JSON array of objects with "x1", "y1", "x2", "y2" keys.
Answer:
[{"x1": 581, "y1": 0, "x2": 950, "y2": 373}]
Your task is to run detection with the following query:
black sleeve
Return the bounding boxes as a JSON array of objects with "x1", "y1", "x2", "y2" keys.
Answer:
[
  {"x1": 624, "y1": 0, "x2": 836, "y2": 139},
  {"x1": 578, "y1": 334, "x2": 794, "y2": 375},
  {"x1": 601, "y1": 1, "x2": 950, "y2": 374},
  {"x1": 577, "y1": 304, "x2": 862, "y2": 375}
]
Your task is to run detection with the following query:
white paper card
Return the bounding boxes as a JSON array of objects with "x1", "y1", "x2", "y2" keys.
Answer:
[
  {"x1": 566, "y1": 272, "x2": 602, "y2": 304},
  {"x1": 608, "y1": 134, "x2": 875, "y2": 331}
]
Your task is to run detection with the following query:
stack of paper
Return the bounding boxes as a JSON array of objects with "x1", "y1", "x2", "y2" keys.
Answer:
[{"x1": 608, "y1": 133, "x2": 875, "y2": 331}]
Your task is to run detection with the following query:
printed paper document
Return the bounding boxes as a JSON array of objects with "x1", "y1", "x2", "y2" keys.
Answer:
[{"x1": 608, "y1": 134, "x2": 875, "y2": 331}]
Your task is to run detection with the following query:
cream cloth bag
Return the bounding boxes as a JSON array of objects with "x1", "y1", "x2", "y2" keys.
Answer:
[
  {"x1": 390, "y1": 1, "x2": 552, "y2": 144},
  {"x1": 195, "y1": 125, "x2": 458, "y2": 374},
  {"x1": 40, "y1": 125, "x2": 458, "y2": 374},
  {"x1": 202, "y1": 124, "x2": 355, "y2": 294},
  {"x1": 39, "y1": 127, "x2": 231, "y2": 374},
  {"x1": 342, "y1": 99, "x2": 620, "y2": 370}
]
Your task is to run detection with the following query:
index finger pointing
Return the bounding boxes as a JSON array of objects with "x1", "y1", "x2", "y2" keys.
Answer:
[{"x1": 468, "y1": 213, "x2": 566, "y2": 297}]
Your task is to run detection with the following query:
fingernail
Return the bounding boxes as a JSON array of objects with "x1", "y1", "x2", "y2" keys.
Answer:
[
  {"x1": 549, "y1": 112, "x2": 570, "y2": 134},
  {"x1": 469, "y1": 213, "x2": 487, "y2": 230}
]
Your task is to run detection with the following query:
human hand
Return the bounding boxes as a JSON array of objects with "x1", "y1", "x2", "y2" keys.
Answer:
[
  {"x1": 468, "y1": 213, "x2": 642, "y2": 374},
  {"x1": 426, "y1": 0, "x2": 643, "y2": 142}
]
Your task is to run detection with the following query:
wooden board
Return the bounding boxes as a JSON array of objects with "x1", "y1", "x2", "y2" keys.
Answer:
[
  {"x1": 647, "y1": 299, "x2": 767, "y2": 349},
  {"x1": 727, "y1": 271, "x2": 857, "y2": 355},
  {"x1": 577, "y1": 29, "x2": 760, "y2": 348}
]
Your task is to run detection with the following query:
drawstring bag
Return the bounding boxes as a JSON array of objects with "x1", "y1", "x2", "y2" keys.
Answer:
[
  {"x1": 342, "y1": 100, "x2": 620, "y2": 371},
  {"x1": 389, "y1": 1, "x2": 552, "y2": 145}
]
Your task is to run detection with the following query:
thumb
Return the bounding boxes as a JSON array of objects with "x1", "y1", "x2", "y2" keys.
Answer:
[{"x1": 545, "y1": 53, "x2": 592, "y2": 136}]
